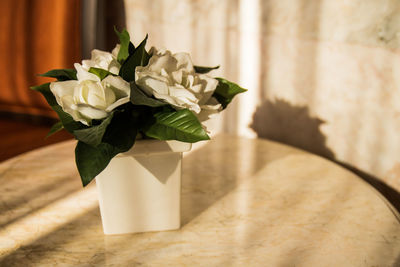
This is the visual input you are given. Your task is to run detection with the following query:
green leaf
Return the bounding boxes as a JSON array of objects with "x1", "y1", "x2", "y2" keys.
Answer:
[
  {"x1": 46, "y1": 121, "x2": 63, "y2": 138},
  {"x1": 213, "y1": 78, "x2": 247, "y2": 109},
  {"x1": 75, "y1": 108, "x2": 139, "y2": 186},
  {"x1": 144, "y1": 108, "x2": 209, "y2": 143},
  {"x1": 194, "y1": 65, "x2": 220, "y2": 74},
  {"x1": 119, "y1": 34, "x2": 150, "y2": 82},
  {"x1": 73, "y1": 113, "x2": 114, "y2": 147},
  {"x1": 130, "y1": 82, "x2": 168, "y2": 107},
  {"x1": 31, "y1": 83, "x2": 86, "y2": 133},
  {"x1": 102, "y1": 108, "x2": 138, "y2": 151},
  {"x1": 52, "y1": 106, "x2": 86, "y2": 133},
  {"x1": 39, "y1": 69, "x2": 77, "y2": 81},
  {"x1": 114, "y1": 27, "x2": 132, "y2": 63},
  {"x1": 88, "y1": 67, "x2": 112, "y2": 80},
  {"x1": 30, "y1": 83, "x2": 58, "y2": 106},
  {"x1": 75, "y1": 141, "x2": 121, "y2": 186}
]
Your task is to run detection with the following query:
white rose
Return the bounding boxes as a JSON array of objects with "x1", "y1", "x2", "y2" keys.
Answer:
[
  {"x1": 50, "y1": 63, "x2": 130, "y2": 126},
  {"x1": 135, "y1": 47, "x2": 221, "y2": 120},
  {"x1": 82, "y1": 45, "x2": 121, "y2": 75}
]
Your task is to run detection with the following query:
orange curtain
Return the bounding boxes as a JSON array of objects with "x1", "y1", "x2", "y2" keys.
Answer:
[{"x1": 0, "y1": 0, "x2": 81, "y2": 118}]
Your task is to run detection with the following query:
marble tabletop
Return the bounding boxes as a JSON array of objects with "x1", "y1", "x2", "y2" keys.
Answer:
[{"x1": 0, "y1": 135, "x2": 400, "y2": 266}]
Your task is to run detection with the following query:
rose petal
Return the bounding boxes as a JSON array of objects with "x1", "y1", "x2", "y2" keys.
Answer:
[
  {"x1": 50, "y1": 80, "x2": 84, "y2": 123},
  {"x1": 75, "y1": 63, "x2": 100, "y2": 82},
  {"x1": 168, "y1": 86, "x2": 198, "y2": 102},
  {"x1": 171, "y1": 70, "x2": 183, "y2": 84},
  {"x1": 135, "y1": 47, "x2": 219, "y2": 114},
  {"x1": 148, "y1": 52, "x2": 177, "y2": 73},
  {"x1": 197, "y1": 97, "x2": 222, "y2": 121},
  {"x1": 102, "y1": 75, "x2": 130, "y2": 98},
  {"x1": 76, "y1": 104, "x2": 108, "y2": 120},
  {"x1": 108, "y1": 64, "x2": 120, "y2": 75},
  {"x1": 139, "y1": 76, "x2": 170, "y2": 95},
  {"x1": 198, "y1": 74, "x2": 219, "y2": 93},
  {"x1": 50, "y1": 80, "x2": 77, "y2": 104},
  {"x1": 81, "y1": 46, "x2": 121, "y2": 74},
  {"x1": 152, "y1": 92, "x2": 179, "y2": 107},
  {"x1": 81, "y1": 59, "x2": 95, "y2": 71},
  {"x1": 174, "y1": 52, "x2": 194, "y2": 72},
  {"x1": 91, "y1": 49, "x2": 114, "y2": 70},
  {"x1": 111, "y1": 44, "x2": 120, "y2": 58},
  {"x1": 201, "y1": 97, "x2": 222, "y2": 110},
  {"x1": 106, "y1": 96, "x2": 130, "y2": 112}
]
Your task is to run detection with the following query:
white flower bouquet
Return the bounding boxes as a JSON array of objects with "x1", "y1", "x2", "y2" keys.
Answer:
[{"x1": 32, "y1": 29, "x2": 246, "y2": 186}]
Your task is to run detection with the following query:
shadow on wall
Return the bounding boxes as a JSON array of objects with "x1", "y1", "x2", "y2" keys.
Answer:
[
  {"x1": 250, "y1": 98, "x2": 400, "y2": 213},
  {"x1": 250, "y1": 98, "x2": 335, "y2": 159}
]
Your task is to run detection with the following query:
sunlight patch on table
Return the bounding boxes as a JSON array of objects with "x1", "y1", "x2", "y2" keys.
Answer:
[{"x1": 0, "y1": 185, "x2": 98, "y2": 258}]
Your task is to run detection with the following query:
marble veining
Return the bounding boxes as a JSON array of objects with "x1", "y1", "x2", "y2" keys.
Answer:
[{"x1": 0, "y1": 135, "x2": 400, "y2": 266}]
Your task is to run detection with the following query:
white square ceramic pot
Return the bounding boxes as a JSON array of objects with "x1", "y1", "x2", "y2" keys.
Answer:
[{"x1": 95, "y1": 139, "x2": 192, "y2": 235}]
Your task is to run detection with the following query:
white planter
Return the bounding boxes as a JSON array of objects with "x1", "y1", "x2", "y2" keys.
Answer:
[{"x1": 95, "y1": 139, "x2": 192, "y2": 235}]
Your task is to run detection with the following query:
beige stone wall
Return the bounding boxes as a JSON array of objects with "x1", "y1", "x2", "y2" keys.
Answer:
[{"x1": 124, "y1": 0, "x2": 400, "y2": 191}]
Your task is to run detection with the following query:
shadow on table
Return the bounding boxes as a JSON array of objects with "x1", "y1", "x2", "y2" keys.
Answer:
[
  {"x1": 250, "y1": 98, "x2": 400, "y2": 214},
  {"x1": 180, "y1": 137, "x2": 262, "y2": 226},
  {"x1": 0, "y1": 174, "x2": 80, "y2": 229},
  {"x1": 338, "y1": 163, "x2": 400, "y2": 222},
  {"x1": 0, "y1": 207, "x2": 103, "y2": 266}
]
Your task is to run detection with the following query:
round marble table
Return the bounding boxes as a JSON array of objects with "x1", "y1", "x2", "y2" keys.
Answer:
[{"x1": 0, "y1": 135, "x2": 400, "y2": 266}]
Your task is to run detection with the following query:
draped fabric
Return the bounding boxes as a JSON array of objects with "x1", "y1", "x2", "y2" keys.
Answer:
[{"x1": 0, "y1": 0, "x2": 81, "y2": 117}]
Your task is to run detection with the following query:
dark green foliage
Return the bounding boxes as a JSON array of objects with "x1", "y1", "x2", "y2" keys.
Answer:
[
  {"x1": 213, "y1": 78, "x2": 247, "y2": 109},
  {"x1": 130, "y1": 82, "x2": 168, "y2": 107},
  {"x1": 119, "y1": 34, "x2": 150, "y2": 82},
  {"x1": 194, "y1": 65, "x2": 220, "y2": 74},
  {"x1": 88, "y1": 67, "x2": 113, "y2": 80},
  {"x1": 39, "y1": 69, "x2": 77, "y2": 81},
  {"x1": 143, "y1": 108, "x2": 210, "y2": 143}
]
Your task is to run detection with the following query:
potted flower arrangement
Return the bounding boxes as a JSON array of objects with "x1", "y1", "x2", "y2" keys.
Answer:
[{"x1": 31, "y1": 29, "x2": 246, "y2": 235}]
